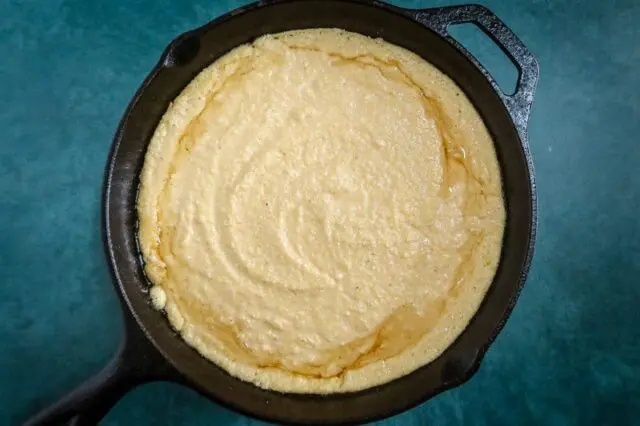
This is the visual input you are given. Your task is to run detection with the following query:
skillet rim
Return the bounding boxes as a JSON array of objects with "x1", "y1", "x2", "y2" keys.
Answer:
[{"x1": 103, "y1": 0, "x2": 537, "y2": 424}]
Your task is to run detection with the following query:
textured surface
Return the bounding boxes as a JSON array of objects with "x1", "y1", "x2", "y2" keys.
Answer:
[{"x1": 0, "y1": 0, "x2": 638, "y2": 425}]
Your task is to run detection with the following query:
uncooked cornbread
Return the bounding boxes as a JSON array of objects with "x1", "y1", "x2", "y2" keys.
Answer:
[{"x1": 138, "y1": 29, "x2": 505, "y2": 393}]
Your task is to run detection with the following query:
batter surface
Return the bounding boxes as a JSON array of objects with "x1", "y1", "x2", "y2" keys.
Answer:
[{"x1": 138, "y1": 29, "x2": 505, "y2": 393}]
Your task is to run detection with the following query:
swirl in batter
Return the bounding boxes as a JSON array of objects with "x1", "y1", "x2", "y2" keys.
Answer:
[{"x1": 137, "y1": 29, "x2": 505, "y2": 393}]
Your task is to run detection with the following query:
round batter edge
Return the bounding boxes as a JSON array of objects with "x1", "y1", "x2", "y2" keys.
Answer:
[{"x1": 137, "y1": 28, "x2": 505, "y2": 393}]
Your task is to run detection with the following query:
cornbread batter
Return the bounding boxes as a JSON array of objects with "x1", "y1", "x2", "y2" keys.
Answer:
[{"x1": 138, "y1": 29, "x2": 505, "y2": 393}]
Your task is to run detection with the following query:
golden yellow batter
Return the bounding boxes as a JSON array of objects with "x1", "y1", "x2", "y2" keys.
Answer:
[{"x1": 138, "y1": 29, "x2": 505, "y2": 393}]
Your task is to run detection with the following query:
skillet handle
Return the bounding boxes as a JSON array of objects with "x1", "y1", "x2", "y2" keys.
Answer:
[
  {"x1": 23, "y1": 324, "x2": 174, "y2": 426},
  {"x1": 403, "y1": 4, "x2": 539, "y2": 140}
]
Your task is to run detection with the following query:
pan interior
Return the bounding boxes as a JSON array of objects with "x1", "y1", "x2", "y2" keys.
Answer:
[{"x1": 136, "y1": 27, "x2": 506, "y2": 395}]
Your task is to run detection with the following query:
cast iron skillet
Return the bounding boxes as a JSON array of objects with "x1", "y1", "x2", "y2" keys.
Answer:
[{"x1": 26, "y1": 1, "x2": 538, "y2": 424}]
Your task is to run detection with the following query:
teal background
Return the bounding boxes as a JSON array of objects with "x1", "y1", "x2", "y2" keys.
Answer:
[{"x1": 1, "y1": 0, "x2": 639, "y2": 424}]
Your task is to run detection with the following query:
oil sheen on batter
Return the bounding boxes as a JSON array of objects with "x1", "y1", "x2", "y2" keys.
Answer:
[{"x1": 138, "y1": 29, "x2": 505, "y2": 393}]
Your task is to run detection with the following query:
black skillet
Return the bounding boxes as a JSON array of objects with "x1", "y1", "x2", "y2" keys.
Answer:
[{"x1": 25, "y1": 1, "x2": 538, "y2": 424}]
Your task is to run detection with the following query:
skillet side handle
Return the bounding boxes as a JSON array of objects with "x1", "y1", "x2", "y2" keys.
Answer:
[
  {"x1": 404, "y1": 4, "x2": 539, "y2": 140},
  {"x1": 23, "y1": 326, "x2": 171, "y2": 426}
]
